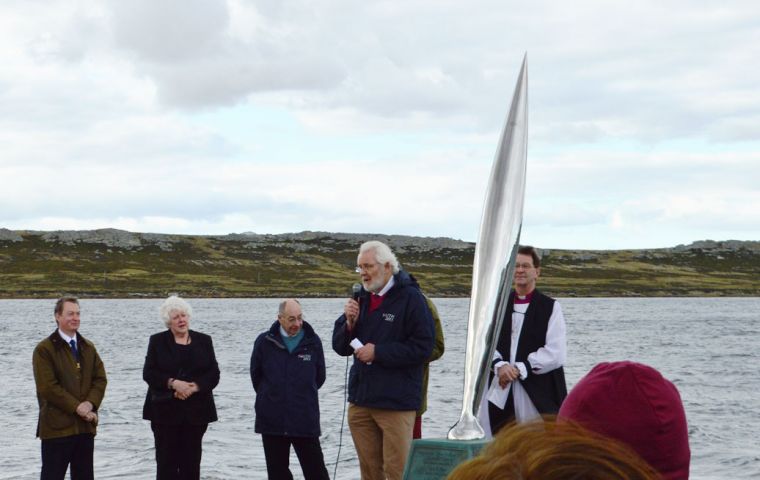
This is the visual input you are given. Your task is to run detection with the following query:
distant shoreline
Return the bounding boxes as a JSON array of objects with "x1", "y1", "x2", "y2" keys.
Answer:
[{"x1": 1, "y1": 229, "x2": 758, "y2": 298}]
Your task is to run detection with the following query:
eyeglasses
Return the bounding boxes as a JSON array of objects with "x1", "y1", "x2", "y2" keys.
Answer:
[
  {"x1": 355, "y1": 263, "x2": 379, "y2": 274},
  {"x1": 514, "y1": 263, "x2": 535, "y2": 270}
]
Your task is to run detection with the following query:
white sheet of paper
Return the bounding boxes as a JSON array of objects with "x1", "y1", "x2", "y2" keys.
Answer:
[
  {"x1": 486, "y1": 375, "x2": 510, "y2": 409},
  {"x1": 350, "y1": 338, "x2": 371, "y2": 364}
]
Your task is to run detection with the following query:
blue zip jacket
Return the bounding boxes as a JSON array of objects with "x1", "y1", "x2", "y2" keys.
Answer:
[
  {"x1": 251, "y1": 320, "x2": 326, "y2": 437},
  {"x1": 332, "y1": 270, "x2": 434, "y2": 411}
]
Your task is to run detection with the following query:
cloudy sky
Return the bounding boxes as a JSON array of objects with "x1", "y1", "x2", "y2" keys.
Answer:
[{"x1": 2, "y1": 0, "x2": 759, "y2": 249}]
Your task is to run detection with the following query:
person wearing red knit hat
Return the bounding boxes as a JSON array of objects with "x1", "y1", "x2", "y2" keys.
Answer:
[{"x1": 558, "y1": 361, "x2": 691, "y2": 480}]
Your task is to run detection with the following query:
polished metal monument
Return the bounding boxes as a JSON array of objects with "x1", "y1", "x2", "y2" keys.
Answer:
[
  {"x1": 447, "y1": 54, "x2": 529, "y2": 441},
  {"x1": 403, "y1": 55, "x2": 530, "y2": 479}
]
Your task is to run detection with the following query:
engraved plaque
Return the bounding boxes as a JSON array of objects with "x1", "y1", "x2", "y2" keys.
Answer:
[{"x1": 403, "y1": 438, "x2": 488, "y2": 480}]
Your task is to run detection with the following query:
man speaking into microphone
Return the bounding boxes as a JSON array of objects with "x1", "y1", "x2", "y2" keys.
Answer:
[{"x1": 333, "y1": 240, "x2": 434, "y2": 480}]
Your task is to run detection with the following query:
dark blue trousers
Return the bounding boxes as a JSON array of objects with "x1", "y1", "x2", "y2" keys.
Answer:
[
  {"x1": 40, "y1": 433, "x2": 94, "y2": 480},
  {"x1": 261, "y1": 434, "x2": 330, "y2": 480}
]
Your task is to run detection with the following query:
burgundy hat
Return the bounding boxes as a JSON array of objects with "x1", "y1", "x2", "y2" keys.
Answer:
[{"x1": 558, "y1": 361, "x2": 690, "y2": 480}]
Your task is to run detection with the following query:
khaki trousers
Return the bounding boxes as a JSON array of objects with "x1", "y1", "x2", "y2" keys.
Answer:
[{"x1": 348, "y1": 404, "x2": 416, "y2": 480}]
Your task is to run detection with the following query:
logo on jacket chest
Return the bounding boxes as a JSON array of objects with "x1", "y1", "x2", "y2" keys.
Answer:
[
  {"x1": 298, "y1": 353, "x2": 312, "y2": 362},
  {"x1": 382, "y1": 313, "x2": 395, "y2": 323}
]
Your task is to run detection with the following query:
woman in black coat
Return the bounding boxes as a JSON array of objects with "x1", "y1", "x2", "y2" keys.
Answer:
[{"x1": 143, "y1": 296, "x2": 220, "y2": 479}]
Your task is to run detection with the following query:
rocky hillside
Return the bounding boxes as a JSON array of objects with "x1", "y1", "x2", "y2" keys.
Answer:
[
  {"x1": 539, "y1": 240, "x2": 760, "y2": 297},
  {"x1": 0, "y1": 229, "x2": 758, "y2": 298}
]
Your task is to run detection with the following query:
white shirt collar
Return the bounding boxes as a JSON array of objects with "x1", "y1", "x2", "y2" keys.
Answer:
[
  {"x1": 376, "y1": 275, "x2": 395, "y2": 296},
  {"x1": 58, "y1": 329, "x2": 76, "y2": 344}
]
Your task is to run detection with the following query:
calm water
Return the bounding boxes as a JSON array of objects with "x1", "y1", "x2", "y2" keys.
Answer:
[{"x1": 1, "y1": 297, "x2": 758, "y2": 479}]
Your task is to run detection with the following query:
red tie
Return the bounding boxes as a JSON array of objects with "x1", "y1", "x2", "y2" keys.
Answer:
[{"x1": 369, "y1": 294, "x2": 383, "y2": 313}]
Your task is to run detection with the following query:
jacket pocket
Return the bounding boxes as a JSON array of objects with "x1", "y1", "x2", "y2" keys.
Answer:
[{"x1": 43, "y1": 404, "x2": 75, "y2": 430}]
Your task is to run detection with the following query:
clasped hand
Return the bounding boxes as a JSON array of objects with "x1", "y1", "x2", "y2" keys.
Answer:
[
  {"x1": 75, "y1": 401, "x2": 97, "y2": 423},
  {"x1": 498, "y1": 364, "x2": 521, "y2": 388},
  {"x1": 172, "y1": 380, "x2": 199, "y2": 400}
]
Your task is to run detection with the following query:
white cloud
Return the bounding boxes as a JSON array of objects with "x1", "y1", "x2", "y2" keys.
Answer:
[
  {"x1": 107, "y1": 0, "x2": 229, "y2": 63},
  {"x1": 1, "y1": 0, "x2": 760, "y2": 248}
]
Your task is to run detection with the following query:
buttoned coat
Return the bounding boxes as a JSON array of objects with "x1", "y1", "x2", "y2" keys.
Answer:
[
  {"x1": 142, "y1": 329, "x2": 220, "y2": 425},
  {"x1": 33, "y1": 330, "x2": 108, "y2": 440}
]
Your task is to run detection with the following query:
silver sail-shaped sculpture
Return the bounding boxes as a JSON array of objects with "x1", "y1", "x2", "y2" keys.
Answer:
[{"x1": 448, "y1": 55, "x2": 529, "y2": 440}]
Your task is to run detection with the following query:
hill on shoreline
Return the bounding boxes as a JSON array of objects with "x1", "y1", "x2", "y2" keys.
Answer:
[{"x1": 1, "y1": 228, "x2": 758, "y2": 298}]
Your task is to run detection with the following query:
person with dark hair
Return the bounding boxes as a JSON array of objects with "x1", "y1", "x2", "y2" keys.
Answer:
[
  {"x1": 142, "y1": 295, "x2": 220, "y2": 479},
  {"x1": 250, "y1": 299, "x2": 329, "y2": 480},
  {"x1": 333, "y1": 240, "x2": 434, "y2": 480},
  {"x1": 446, "y1": 418, "x2": 660, "y2": 480},
  {"x1": 479, "y1": 245, "x2": 567, "y2": 436},
  {"x1": 33, "y1": 296, "x2": 107, "y2": 480},
  {"x1": 558, "y1": 361, "x2": 691, "y2": 480}
]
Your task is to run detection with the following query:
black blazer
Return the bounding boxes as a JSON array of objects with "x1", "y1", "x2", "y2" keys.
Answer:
[{"x1": 142, "y1": 329, "x2": 220, "y2": 425}]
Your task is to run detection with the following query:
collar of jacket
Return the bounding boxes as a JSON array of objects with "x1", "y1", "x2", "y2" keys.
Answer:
[
  {"x1": 160, "y1": 327, "x2": 196, "y2": 340},
  {"x1": 265, "y1": 320, "x2": 317, "y2": 350},
  {"x1": 47, "y1": 329, "x2": 90, "y2": 352}
]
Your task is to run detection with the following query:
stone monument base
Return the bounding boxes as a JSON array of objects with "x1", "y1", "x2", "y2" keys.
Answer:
[{"x1": 402, "y1": 437, "x2": 489, "y2": 480}]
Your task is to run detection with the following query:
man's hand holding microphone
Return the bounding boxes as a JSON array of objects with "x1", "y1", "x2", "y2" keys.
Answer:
[
  {"x1": 344, "y1": 283, "x2": 362, "y2": 331},
  {"x1": 345, "y1": 283, "x2": 374, "y2": 363}
]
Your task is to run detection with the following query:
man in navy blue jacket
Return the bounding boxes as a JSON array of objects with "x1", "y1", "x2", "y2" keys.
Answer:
[
  {"x1": 333, "y1": 241, "x2": 434, "y2": 480},
  {"x1": 251, "y1": 299, "x2": 329, "y2": 480}
]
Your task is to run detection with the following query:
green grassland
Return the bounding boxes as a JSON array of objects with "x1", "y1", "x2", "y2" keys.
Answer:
[
  {"x1": 0, "y1": 231, "x2": 757, "y2": 298},
  {"x1": 538, "y1": 247, "x2": 760, "y2": 297}
]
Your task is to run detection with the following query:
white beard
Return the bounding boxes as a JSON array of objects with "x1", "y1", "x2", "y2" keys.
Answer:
[{"x1": 363, "y1": 276, "x2": 387, "y2": 293}]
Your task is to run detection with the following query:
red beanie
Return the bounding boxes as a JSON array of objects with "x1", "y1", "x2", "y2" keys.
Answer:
[{"x1": 558, "y1": 361, "x2": 690, "y2": 480}]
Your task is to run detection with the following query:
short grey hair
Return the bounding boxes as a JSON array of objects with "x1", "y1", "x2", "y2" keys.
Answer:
[
  {"x1": 359, "y1": 241, "x2": 400, "y2": 274},
  {"x1": 160, "y1": 295, "x2": 193, "y2": 328},
  {"x1": 278, "y1": 298, "x2": 301, "y2": 315}
]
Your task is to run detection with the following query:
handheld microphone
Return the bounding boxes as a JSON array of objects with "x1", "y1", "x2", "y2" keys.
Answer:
[{"x1": 336, "y1": 282, "x2": 364, "y2": 479}]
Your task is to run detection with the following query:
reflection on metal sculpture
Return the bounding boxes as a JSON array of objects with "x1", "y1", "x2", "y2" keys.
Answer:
[{"x1": 448, "y1": 55, "x2": 529, "y2": 440}]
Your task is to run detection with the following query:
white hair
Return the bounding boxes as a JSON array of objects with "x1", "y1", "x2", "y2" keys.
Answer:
[
  {"x1": 359, "y1": 240, "x2": 400, "y2": 274},
  {"x1": 160, "y1": 295, "x2": 193, "y2": 328}
]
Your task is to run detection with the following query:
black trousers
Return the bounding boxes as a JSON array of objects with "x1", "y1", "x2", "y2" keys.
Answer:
[
  {"x1": 151, "y1": 422, "x2": 208, "y2": 480},
  {"x1": 261, "y1": 434, "x2": 330, "y2": 480},
  {"x1": 40, "y1": 433, "x2": 94, "y2": 480},
  {"x1": 488, "y1": 389, "x2": 516, "y2": 436}
]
